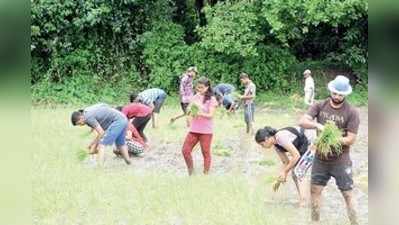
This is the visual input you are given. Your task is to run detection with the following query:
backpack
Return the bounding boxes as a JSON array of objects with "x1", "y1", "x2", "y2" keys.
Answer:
[{"x1": 274, "y1": 127, "x2": 309, "y2": 156}]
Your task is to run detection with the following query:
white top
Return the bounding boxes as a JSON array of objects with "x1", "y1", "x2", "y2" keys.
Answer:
[{"x1": 304, "y1": 76, "x2": 314, "y2": 91}]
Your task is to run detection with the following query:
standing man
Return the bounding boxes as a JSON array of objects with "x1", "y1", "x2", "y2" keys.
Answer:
[
  {"x1": 130, "y1": 88, "x2": 167, "y2": 128},
  {"x1": 299, "y1": 75, "x2": 360, "y2": 225},
  {"x1": 170, "y1": 66, "x2": 198, "y2": 124},
  {"x1": 239, "y1": 73, "x2": 256, "y2": 134},
  {"x1": 304, "y1": 69, "x2": 315, "y2": 105}
]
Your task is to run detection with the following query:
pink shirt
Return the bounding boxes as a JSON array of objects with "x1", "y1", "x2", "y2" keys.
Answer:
[
  {"x1": 189, "y1": 94, "x2": 218, "y2": 134},
  {"x1": 122, "y1": 103, "x2": 152, "y2": 118}
]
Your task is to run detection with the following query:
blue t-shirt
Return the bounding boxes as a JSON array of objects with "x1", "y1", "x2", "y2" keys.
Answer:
[
  {"x1": 222, "y1": 95, "x2": 234, "y2": 109},
  {"x1": 213, "y1": 83, "x2": 235, "y2": 97}
]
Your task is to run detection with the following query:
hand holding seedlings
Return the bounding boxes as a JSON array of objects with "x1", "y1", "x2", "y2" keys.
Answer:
[{"x1": 315, "y1": 120, "x2": 343, "y2": 158}]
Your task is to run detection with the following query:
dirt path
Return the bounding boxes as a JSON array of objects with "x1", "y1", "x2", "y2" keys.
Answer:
[{"x1": 89, "y1": 106, "x2": 368, "y2": 225}]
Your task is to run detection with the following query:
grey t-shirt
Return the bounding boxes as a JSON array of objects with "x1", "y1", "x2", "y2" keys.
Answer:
[
  {"x1": 84, "y1": 103, "x2": 126, "y2": 130},
  {"x1": 244, "y1": 82, "x2": 256, "y2": 104}
]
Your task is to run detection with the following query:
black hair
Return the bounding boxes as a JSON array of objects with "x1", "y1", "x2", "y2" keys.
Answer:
[
  {"x1": 115, "y1": 106, "x2": 123, "y2": 112},
  {"x1": 225, "y1": 102, "x2": 232, "y2": 110},
  {"x1": 215, "y1": 94, "x2": 223, "y2": 103},
  {"x1": 129, "y1": 92, "x2": 138, "y2": 103},
  {"x1": 254, "y1": 126, "x2": 277, "y2": 143},
  {"x1": 196, "y1": 76, "x2": 213, "y2": 103},
  {"x1": 71, "y1": 110, "x2": 84, "y2": 126}
]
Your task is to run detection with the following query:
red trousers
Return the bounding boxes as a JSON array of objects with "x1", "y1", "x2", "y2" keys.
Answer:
[{"x1": 182, "y1": 132, "x2": 213, "y2": 175}]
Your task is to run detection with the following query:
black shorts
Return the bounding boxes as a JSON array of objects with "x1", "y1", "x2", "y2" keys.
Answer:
[
  {"x1": 311, "y1": 157, "x2": 354, "y2": 191},
  {"x1": 180, "y1": 102, "x2": 189, "y2": 114}
]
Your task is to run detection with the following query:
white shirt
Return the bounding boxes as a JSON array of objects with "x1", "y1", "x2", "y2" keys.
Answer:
[{"x1": 304, "y1": 76, "x2": 314, "y2": 91}]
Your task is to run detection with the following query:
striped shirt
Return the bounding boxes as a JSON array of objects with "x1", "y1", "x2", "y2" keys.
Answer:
[
  {"x1": 138, "y1": 88, "x2": 166, "y2": 105},
  {"x1": 179, "y1": 74, "x2": 194, "y2": 103}
]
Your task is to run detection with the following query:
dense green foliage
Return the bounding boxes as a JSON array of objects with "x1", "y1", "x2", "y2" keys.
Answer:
[{"x1": 31, "y1": 0, "x2": 368, "y2": 104}]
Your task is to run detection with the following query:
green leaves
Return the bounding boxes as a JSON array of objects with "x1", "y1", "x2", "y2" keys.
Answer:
[
  {"x1": 197, "y1": 1, "x2": 262, "y2": 57},
  {"x1": 31, "y1": 0, "x2": 368, "y2": 104},
  {"x1": 140, "y1": 22, "x2": 189, "y2": 92}
]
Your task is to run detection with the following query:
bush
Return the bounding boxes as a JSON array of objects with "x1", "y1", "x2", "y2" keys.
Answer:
[
  {"x1": 242, "y1": 45, "x2": 298, "y2": 93},
  {"x1": 140, "y1": 22, "x2": 190, "y2": 93},
  {"x1": 32, "y1": 70, "x2": 141, "y2": 105}
]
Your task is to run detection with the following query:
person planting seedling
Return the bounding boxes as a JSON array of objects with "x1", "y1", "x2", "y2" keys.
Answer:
[
  {"x1": 170, "y1": 66, "x2": 198, "y2": 125},
  {"x1": 255, "y1": 125, "x2": 316, "y2": 206},
  {"x1": 130, "y1": 88, "x2": 167, "y2": 129},
  {"x1": 113, "y1": 123, "x2": 148, "y2": 157},
  {"x1": 181, "y1": 77, "x2": 218, "y2": 176},
  {"x1": 299, "y1": 75, "x2": 360, "y2": 225},
  {"x1": 118, "y1": 102, "x2": 152, "y2": 144},
  {"x1": 213, "y1": 83, "x2": 238, "y2": 113},
  {"x1": 71, "y1": 103, "x2": 132, "y2": 166}
]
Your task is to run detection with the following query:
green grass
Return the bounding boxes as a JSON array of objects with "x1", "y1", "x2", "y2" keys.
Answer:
[
  {"x1": 258, "y1": 160, "x2": 276, "y2": 167},
  {"x1": 212, "y1": 146, "x2": 232, "y2": 157},
  {"x1": 76, "y1": 148, "x2": 89, "y2": 161},
  {"x1": 32, "y1": 97, "x2": 361, "y2": 225}
]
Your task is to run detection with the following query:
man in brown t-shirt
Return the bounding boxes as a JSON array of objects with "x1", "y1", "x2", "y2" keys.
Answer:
[{"x1": 299, "y1": 75, "x2": 360, "y2": 225}]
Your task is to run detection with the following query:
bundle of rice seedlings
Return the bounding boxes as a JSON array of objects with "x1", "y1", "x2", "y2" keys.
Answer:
[
  {"x1": 189, "y1": 104, "x2": 200, "y2": 117},
  {"x1": 315, "y1": 120, "x2": 343, "y2": 158},
  {"x1": 264, "y1": 176, "x2": 276, "y2": 184},
  {"x1": 272, "y1": 178, "x2": 283, "y2": 192},
  {"x1": 77, "y1": 148, "x2": 88, "y2": 161}
]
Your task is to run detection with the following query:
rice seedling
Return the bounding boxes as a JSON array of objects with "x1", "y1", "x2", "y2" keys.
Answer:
[
  {"x1": 213, "y1": 143, "x2": 232, "y2": 157},
  {"x1": 258, "y1": 160, "x2": 276, "y2": 167},
  {"x1": 315, "y1": 120, "x2": 343, "y2": 158},
  {"x1": 272, "y1": 178, "x2": 284, "y2": 192},
  {"x1": 265, "y1": 176, "x2": 284, "y2": 192},
  {"x1": 77, "y1": 148, "x2": 88, "y2": 161},
  {"x1": 189, "y1": 104, "x2": 200, "y2": 117}
]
